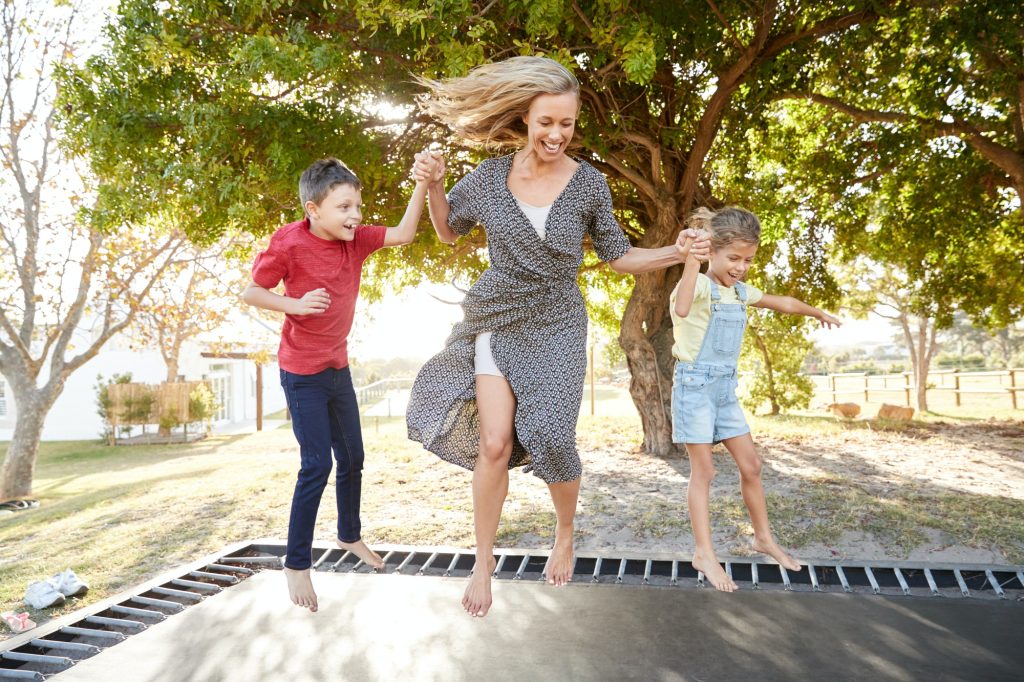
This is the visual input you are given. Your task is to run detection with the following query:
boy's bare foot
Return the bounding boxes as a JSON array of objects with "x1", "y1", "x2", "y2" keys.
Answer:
[
  {"x1": 752, "y1": 538, "x2": 802, "y2": 572},
  {"x1": 463, "y1": 556, "x2": 497, "y2": 618},
  {"x1": 543, "y1": 532, "x2": 575, "y2": 587},
  {"x1": 692, "y1": 551, "x2": 738, "y2": 592},
  {"x1": 283, "y1": 567, "x2": 318, "y2": 612},
  {"x1": 337, "y1": 538, "x2": 384, "y2": 570}
]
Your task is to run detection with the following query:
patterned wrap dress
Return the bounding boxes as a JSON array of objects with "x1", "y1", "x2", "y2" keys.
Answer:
[{"x1": 406, "y1": 154, "x2": 631, "y2": 483}]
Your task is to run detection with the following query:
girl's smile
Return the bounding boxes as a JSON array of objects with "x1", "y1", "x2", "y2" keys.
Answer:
[{"x1": 708, "y1": 241, "x2": 758, "y2": 287}]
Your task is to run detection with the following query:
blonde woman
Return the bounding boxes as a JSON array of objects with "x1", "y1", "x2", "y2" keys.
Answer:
[{"x1": 407, "y1": 56, "x2": 709, "y2": 617}]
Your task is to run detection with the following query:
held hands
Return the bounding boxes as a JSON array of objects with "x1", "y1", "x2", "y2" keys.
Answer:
[
  {"x1": 675, "y1": 228, "x2": 711, "y2": 262},
  {"x1": 288, "y1": 288, "x2": 330, "y2": 315},
  {"x1": 814, "y1": 310, "x2": 842, "y2": 329},
  {"x1": 412, "y1": 149, "x2": 445, "y2": 186}
]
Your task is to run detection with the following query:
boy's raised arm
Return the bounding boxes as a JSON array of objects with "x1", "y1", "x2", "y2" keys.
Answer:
[{"x1": 382, "y1": 174, "x2": 429, "y2": 247}]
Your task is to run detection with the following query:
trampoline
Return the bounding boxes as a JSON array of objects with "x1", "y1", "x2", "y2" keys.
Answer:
[{"x1": 2, "y1": 540, "x2": 1022, "y2": 681}]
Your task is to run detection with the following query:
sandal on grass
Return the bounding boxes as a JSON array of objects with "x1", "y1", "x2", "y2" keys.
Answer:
[
  {"x1": 0, "y1": 499, "x2": 40, "y2": 512},
  {"x1": 2, "y1": 611, "x2": 37, "y2": 634}
]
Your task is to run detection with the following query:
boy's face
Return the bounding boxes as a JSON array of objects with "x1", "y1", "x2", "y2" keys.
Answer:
[
  {"x1": 306, "y1": 183, "x2": 362, "y2": 241},
  {"x1": 708, "y1": 241, "x2": 758, "y2": 287},
  {"x1": 522, "y1": 91, "x2": 578, "y2": 162}
]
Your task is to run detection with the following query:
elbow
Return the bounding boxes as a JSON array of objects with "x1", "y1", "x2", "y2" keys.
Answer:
[
  {"x1": 674, "y1": 304, "x2": 690, "y2": 318},
  {"x1": 608, "y1": 258, "x2": 628, "y2": 274}
]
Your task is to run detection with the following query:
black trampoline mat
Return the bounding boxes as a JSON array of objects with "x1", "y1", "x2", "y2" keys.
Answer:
[{"x1": 56, "y1": 571, "x2": 1023, "y2": 681}]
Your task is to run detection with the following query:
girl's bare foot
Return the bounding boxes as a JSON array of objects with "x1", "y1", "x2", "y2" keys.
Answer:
[
  {"x1": 337, "y1": 538, "x2": 384, "y2": 570},
  {"x1": 283, "y1": 567, "x2": 318, "y2": 612},
  {"x1": 692, "y1": 551, "x2": 738, "y2": 592},
  {"x1": 752, "y1": 538, "x2": 802, "y2": 572},
  {"x1": 544, "y1": 531, "x2": 575, "y2": 587},
  {"x1": 463, "y1": 556, "x2": 497, "y2": 618}
]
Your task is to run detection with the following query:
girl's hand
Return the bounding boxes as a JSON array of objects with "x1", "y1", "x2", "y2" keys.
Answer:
[
  {"x1": 288, "y1": 288, "x2": 330, "y2": 315},
  {"x1": 815, "y1": 311, "x2": 841, "y2": 329},
  {"x1": 676, "y1": 228, "x2": 710, "y2": 262},
  {"x1": 413, "y1": 150, "x2": 445, "y2": 185}
]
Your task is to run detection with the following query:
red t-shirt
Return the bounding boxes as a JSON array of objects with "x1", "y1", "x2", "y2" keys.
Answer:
[{"x1": 252, "y1": 218, "x2": 387, "y2": 375}]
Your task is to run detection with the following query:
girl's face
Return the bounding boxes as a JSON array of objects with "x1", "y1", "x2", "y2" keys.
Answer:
[
  {"x1": 522, "y1": 91, "x2": 578, "y2": 162},
  {"x1": 708, "y1": 241, "x2": 758, "y2": 287}
]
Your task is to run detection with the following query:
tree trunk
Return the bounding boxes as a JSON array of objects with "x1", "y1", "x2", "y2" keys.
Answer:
[
  {"x1": 0, "y1": 389, "x2": 50, "y2": 499},
  {"x1": 753, "y1": 329, "x2": 781, "y2": 415}
]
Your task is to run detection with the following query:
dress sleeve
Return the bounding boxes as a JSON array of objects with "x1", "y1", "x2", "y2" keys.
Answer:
[
  {"x1": 587, "y1": 171, "x2": 632, "y2": 262},
  {"x1": 446, "y1": 161, "x2": 488, "y2": 236},
  {"x1": 251, "y1": 234, "x2": 288, "y2": 289}
]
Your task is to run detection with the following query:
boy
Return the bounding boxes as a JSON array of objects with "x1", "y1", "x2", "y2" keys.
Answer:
[{"x1": 243, "y1": 157, "x2": 429, "y2": 612}]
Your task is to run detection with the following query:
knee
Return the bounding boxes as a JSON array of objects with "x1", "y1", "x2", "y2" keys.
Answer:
[
  {"x1": 739, "y1": 456, "x2": 763, "y2": 481},
  {"x1": 299, "y1": 459, "x2": 332, "y2": 483},
  {"x1": 690, "y1": 462, "x2": 716, "y2": 484},
  {"x1": 479, "y1": 431, "x2": 512, "y2": 465}
]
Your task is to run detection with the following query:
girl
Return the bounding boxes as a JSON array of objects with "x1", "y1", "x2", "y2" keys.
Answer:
[
  {"x1": 408, "y1": 56, "x2": 710, "y2": 617},
  {"x1": 671, "y1": 206, "x2": 840, "y2": 592}
]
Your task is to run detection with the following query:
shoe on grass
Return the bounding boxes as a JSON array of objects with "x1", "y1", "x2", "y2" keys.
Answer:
[
  {"x1": 24, "y1": 580, "x2": 66, "y2": 609},
  {"x1": 49, "y1": 568, "x2": 89, "y2": 597},
  {"x1": 2, "y1": 611, "x2": 37, "y2": 633}
]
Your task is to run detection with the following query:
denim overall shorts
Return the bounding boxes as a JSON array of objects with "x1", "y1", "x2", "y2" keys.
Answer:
[{"x1": 672, "y1": 280, "x2": 751, "y2": 444}]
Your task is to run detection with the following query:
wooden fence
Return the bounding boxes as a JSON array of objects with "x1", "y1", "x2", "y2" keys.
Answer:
[
  {"x1": 107, "y1": 381, "x2": 212, "y2": 429},
  {"x1": 815, "y1": 368, "x2": 1022, "y2": 409}
]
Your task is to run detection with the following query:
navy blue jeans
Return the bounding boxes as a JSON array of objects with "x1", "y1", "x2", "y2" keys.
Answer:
[{"x1": 280, "y1": 367, "x2": 364, "y2": 570}]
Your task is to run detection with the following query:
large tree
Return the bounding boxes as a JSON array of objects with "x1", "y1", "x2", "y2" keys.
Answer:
[
  {"x1": 0, "y1": 0, "x2": 185, "y2": 498},
  {"x1": 61, "y1": 0, "x2": 898, "y2": 454}
]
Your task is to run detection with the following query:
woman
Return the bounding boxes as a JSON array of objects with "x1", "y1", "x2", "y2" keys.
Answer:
[{"x1": 408, "y1": 56, "x2": 709, "y2": 617}]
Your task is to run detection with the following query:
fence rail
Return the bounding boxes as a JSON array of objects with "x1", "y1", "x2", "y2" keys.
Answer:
[{"x1": 813, "y1": 368, "x2": 1022, "y2": 409}]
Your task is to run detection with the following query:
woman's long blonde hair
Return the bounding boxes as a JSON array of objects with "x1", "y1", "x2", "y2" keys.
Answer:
[{"x1": 416, "y1": 56, "x2": 580, "y2": 149}]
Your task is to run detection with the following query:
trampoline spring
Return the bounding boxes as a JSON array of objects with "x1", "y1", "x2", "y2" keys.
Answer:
[
  {"x1": 29, "y1": 639, "x2": 101, "y2": 655},
  {"x1": 350, "y1": 558, "x2": 366, "y2": 572},
  {"x1": 189, "y1": 570, "x2": 238, "y2": 584},
  {"x1": 808, "y1": 564, "x2": 820, "y2": 591},
  {"x1": 444, "y1": 553, "x2": 461, "y2": 577},
  {"x1": 378, "y1": 551, "x2": 396, "y2": 572},
  {"x1": 514, "y1": 555, "x2": 530, "y2": 580},
  {"x1": 592, "y1": 558, "x2": 603, "y2": 583},
  {"x1": 725, "y1": 562, "x2": 733, "y2": 582},
  {"x1": 779, "y1": 565, "x2": 792, "y2": 591},
  {"x1": 218, "y1": 555, "x2": 280, "y2": 565},
  {"x1": 953, "y1": 569, "x2": 970, "y2": 597},
  {"x1": 492, "y1": 554, "x2": 508, "y2": 577},
  {"x1": 59, "y1": 626, "x2": 126, "y2": 641},
  {"x1": 750, "y1": 562, "x2": 760, "y2": 590},
  {"x1": 111, "y1": 605, "x2": 167, "y2": 621},
  {"x1": 924, "y1": 569, "x2": 940, "y2": 596},
  {"x1": 696, "y1": 571, "x2": 706, "y2": 588},
  {"x1": 670, "y1": 561, "x2": 679, "y2": 586},
  {"x1": 331, "y1": 551, "x2": 353, "y2": 572},
  {"x1": 615, "y1": 559, "x2": 627, "y2": 584},
  {"x1": 417, "y1": 552, "x2": 439, "y2": 576},
  {"x1": 151, "y1": 586, "x2": 202, "y2": 602},
  {"x1": 985, "y1": 570, "x2": 1005, "y2": 598},
  {"x1": 205, "y1": 563, "x2": 254, "y2": 575},
  {"x1": 642, "y1": 560, "x2": 652, "y2": 585},
  {"x1": 0, "y1": 669, "x2": 45, "y2": 681},
  {"x1": 863, "y1": 566, "x2": 881, "y2": 595},
  {"x1": 1, "y1": 651, "x2": 74, "y2": 669},
  {"x1": 85, "y1": 615, "x2": 146, "y2": 630},
  {"x1": 129, "y1": 595, "x2": 185, "y2": 612},
  {"x1": 171, "y1": 578, "x2": 221, "y2": 593},
  {"x1": 835, "y1": 566, "x2": 851, "y2": 593},
  {"x1": 1017, "y1": 571, "x2": 1024, "y2": 590},
  {"x1": 313, "y1": 550, "x2": 339, "y2": 570},
  {"x1": 394, "y1": 552, "x2": 418, "y2": 574},
  {"x1": 893, "y1": 568, "x2": 910, "y2": 596}
]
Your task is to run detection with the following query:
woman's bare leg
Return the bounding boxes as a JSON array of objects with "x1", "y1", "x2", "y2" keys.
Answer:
[
  {"x1": 686, "y1": 443, "x2": 737, "y2": 592},
  {"x1": 544, "y1": 478, "x2": 579, "y2": 586},
  {"x1": 463, "y1": 374, "x2": 516, "y2": 617}
]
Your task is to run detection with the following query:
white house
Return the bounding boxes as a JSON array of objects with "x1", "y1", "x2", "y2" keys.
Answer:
[{"x1": 0, "y1": 313, "x2": 287, "y2": 442}]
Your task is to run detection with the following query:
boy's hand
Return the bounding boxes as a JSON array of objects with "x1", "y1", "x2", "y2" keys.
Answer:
[
  {"x1": 288, "y1": 288, "x2": 330, "y2": 315},
  {"x1": 413, "y1": 150, "x2": 445, "y2": 186},
  {"x1": 815, "y1": 310, "x2": 842, "y2": 329},
  {"x1": 676, "y1": 228, "x2": 710, "y2": 261}
]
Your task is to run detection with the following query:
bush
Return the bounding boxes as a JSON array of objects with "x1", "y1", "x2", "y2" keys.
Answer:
[{"x1": 95, "y1": 372, "x2": 132, "y2": 444}]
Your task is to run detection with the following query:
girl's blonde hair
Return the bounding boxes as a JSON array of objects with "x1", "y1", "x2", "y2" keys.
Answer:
[
  {"x1": 687, "y1": 206, "x2": 761, "y2": 250},
  {"x1": 416, "y1": 56, "x2": 580, "y2": 149}
]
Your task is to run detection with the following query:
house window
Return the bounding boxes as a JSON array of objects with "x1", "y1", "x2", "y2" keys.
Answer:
[{"x1": 208, "y1": 372, "x2": 230, "y2": 422}]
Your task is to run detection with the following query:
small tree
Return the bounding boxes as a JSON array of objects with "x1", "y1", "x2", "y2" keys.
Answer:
[{"x1": 741, "y1": 311, "x2": 816, "y2": 416}]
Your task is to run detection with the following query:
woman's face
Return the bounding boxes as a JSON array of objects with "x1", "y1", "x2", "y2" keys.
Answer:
[{"x1": 523, "y1": 91, "x2": 578, "y2": 162}]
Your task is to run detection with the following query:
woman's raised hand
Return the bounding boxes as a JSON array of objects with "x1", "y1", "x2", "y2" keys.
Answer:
[
  {"x1": 413, "y1": 149, "x2": 445, "y2": 185},
  {"x1": 676, "y1": 228, "x2": 711, "y2": 262}
]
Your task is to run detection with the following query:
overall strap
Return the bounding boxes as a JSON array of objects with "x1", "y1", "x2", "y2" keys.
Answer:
[
  {"x1": 734, "y1": 281, "x2": 748, "y2": 304},
  {"x1": 708, "y1": 279, "x2": 721, "y2": 302}
]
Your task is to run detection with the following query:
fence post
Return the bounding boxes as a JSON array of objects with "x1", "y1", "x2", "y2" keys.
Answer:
[
  {"x1": 830, "y1": 374, "x2": 837, "y2": 404},
  {"x1": 954, "y1": 368, "x2": 961, "y2": 407},
  {"x1": 1012, "y1": 369, "x2": 1018, "y2": 410},
  {"x1": 864, "y1": 374, "x2": 869, "y2": 403},
  {"x1": 904, "y1": 372, "x2": 911, "y2": 407}
]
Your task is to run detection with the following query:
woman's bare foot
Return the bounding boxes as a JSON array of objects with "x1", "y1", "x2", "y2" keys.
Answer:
[
  {"x1": 283, "y1": 567, "x2": 318, "y2": 612},
  {"x1": 463, "y1": 556, "x2": 497, "y2": 618},
  {"x1": 337, "y1": 538, "x2": 384, "y2": 570},
  {"x1": 692, "y1": 551, "x2": 738, "y2": 592},
  {"x1": 544, "y1": 531, "x2": 575, "y2": 587},
  {"x1": 752, "y1": 537, "x2": 802, "y2": 572}
]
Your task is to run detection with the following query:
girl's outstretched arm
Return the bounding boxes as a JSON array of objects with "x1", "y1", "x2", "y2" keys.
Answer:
[
  {"x1": 753, "y1": 294, "x2": 841, "y2": 328},
  {"x1": 413, "y1": 151, "x2": 458, "y2": 244}
]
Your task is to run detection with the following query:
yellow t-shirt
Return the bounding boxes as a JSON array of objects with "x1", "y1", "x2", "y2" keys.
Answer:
[{"x1": 669, "y1": 274, "x2": 763, "y2": 362}]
